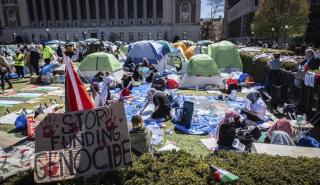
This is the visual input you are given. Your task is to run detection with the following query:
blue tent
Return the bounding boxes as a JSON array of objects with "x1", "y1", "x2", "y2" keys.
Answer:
[
  {"x1": 155, "y1": 40, "x2": 178, "y2": 55},
  {"x1": 127, "y1": 40, "x2": 163, "y2": 64}
]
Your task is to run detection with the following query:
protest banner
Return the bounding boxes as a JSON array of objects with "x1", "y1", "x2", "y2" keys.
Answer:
[{"x1": 34, "y1": 101, "x2": 131, "y2": 183}]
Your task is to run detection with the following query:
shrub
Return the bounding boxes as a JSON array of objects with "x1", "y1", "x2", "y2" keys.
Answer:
[
  {"x1": 241, "y1": 51, "x2": 299, "y2": 83},
  {"x1": 4, "y1": 151, "x2": 320, "y2": 185}
]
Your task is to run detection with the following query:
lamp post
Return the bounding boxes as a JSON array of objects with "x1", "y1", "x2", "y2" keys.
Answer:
[
  {"x1": 271, "y1": 27, "x2": 275, "y2": 41},
  {"x1": 13, "y1": 32, "x2": 16, "y2": 43},
  {"x1": 82, "y1": 31, "x2": 87, "y2": 40},
  {"x1": 284, "y1": 25, "x2": 288, "y2": 43},
  {"x1": 46, "y1": 28, "x2": 50, "y2": 40}
]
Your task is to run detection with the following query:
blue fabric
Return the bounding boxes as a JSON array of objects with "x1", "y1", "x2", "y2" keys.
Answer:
[
  {"x1": 297, "y1": 136, "x2": 320, "y2": 148},
  {"x1": 40, "y1": 63, "x2": 61, "y2": 75},
  {"x1": 238, "y1": 73, "x2": 250, "y2": 83},
  {"x1": 7, "y1": 72, "x2": 18, "y2": 79},
  {"x1": 14, "y1": 113, "x2": 27, "y2": 129}
]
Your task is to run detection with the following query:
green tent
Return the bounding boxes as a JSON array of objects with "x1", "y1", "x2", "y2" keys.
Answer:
[
  {"x1": 186, "y1": 54, "x2": 221, "y2": 77},
  {"x1": 121, "y1": 45, "x2": 129, "y2": 55},
  {"x1": 79, "y1": 52, "x2": 122, "y2": 72},
  {"x1": 208, "y1": 40, "x2": 243, "y2": 69},
  {"x1": 201, "y1": 46, "x2": 208, "y2": 55}
]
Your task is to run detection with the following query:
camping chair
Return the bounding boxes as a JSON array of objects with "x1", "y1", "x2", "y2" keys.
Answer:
[
  {"x1": 173, "y1": 101, "x2": 194, "y2": 129},
  {"x1": 283, "y1": 103, "x2": 297, "y2": 120}
]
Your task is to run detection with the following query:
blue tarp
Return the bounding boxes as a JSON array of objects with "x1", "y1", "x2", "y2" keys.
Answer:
[{"x1": 127, "y1": 40, "x2": 163, "y2": 64}]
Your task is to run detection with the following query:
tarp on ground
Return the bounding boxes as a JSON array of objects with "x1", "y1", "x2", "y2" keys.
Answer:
[
  {"x1": 127, "y1": 40, "x2": 163, "y2": 64},
  {"x1": 155, "y1": 40, "x2": 178, "y2": 55},
  {"x1": 186, "y1": 54, "x2": 221, "y2": 77},
  {"x1": 208, "y1": 40, "x2": 243, "y2": 71}
]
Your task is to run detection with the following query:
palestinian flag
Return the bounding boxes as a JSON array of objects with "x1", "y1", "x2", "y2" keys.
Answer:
[
  {"x1": 210, "y1": 164, "x2": 239, "y2": 183},
  {"x1": 64, "y1": 57, "x2": 95, "y2": 111}
]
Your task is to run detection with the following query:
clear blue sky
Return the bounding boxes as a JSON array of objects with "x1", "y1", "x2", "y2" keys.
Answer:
[{"x1": 201, "y1": 0, "x2": 224, "y2": 18}]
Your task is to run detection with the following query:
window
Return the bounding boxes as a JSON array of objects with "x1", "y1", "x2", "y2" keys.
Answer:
[
  {"x1": 27, "y1": 0, "x2": 35, "y2": 21},
  {"x1": 120, "y1": 32, "x2": 125, "y2": 41},
  {"x1": 99, "y1": 0, "x2": 106, "y2": 18},
  {"x1": 53, "y1": 0, "x2": 60, "y2": 20},
  {"x1": 128, "y1": 0, "x2": 134, "y2": 18},
  {"x1": 62, "y1": 0, "x2": 69, "y2": 20},
  {"x1": 36, "y1": 0, "x2": 43, "y2": 21},
  {"x1": 157, "y1": 32, "x2": 162, "y2": 40},
  {"x1": 71, "y1": 0, "x2": 78, "y2": 20},
  {"x1": 148, "y1": 32, "x2": 153, "y2": 40},
  {"x1": 147, "y1": 0, "x2": 153, "y2": 18},
  {"x1": 109, "y1": 0, "x2": 115, "y2": 19},
  {"x1": 90, "y1": 0, "x2": 96, "y2": 19},
  {"x1": 80, "y1": 0, "x2": 87, "y2": 19},
  {"x1": 156, "y1": 0, "x2": 163, "y2": 18},
  {"x1": 129, "y1": 32, "x2": 134, "y2": 42},
  {"x1": 44, "y1": 0, "x2": 51, "y2": 20},
  {"x1": 138, "y1": 32, "x2": 143, "y2": 40},
  {"x1": 119, "y1": 0, "x2": 124, "y2": 19},
  {"x1": 180, "y1": 1, "x2": 191, "y2": 23},
  {"x1": 182, "y1": 31, "x2": 188, "y2": 40},
  {"x1": 137, "y1": 0, "x2": 143, "y2": 18},
  {"x1": 101, "y1": 32, "x2": 105, "y2": 40}
]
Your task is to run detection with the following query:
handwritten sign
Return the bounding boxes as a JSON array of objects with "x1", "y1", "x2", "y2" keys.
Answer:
[{"x1": 34, "y1": 101, "x2": 131, "y2": 183}]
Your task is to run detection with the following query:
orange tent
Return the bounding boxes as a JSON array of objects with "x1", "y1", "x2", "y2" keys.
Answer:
[
  {"x1": 172, "y1": 42, "x2": 188, "y2": 54},
  {"x1": 185, "y1": 45, "x2": 196, "y2": 60}
]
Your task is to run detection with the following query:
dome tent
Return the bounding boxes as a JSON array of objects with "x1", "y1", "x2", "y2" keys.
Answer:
[
  {"x1": 179, "y1": 54, "x2": 224, "y2": 89},
  {"x1": 155, "y1": 40, "x2": 178, "y2": 55},
  {"x1": 127, "y1": 40, "x2": 163, "y2": 64},
  {"x1": 78, "y1": 52, "x2": 123, "y2": 82},
  {"x1": 208, "y1": 40, "x2": 243, "y2": 73}
]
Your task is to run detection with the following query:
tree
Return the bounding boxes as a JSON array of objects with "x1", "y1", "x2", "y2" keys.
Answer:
[
  {"x1": 205, "y1": 0, "x2": 224, "y2": 39},
  {"x1": 252, "y1": 0, "x2": 309, "y2": 42},
  {"x1": 207, "y1": 0, "x2": 224, "y2": 19}
]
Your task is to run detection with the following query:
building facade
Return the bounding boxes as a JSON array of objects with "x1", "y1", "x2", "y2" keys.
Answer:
[
  {"x1": 224, "y1": 0, "x2": 320, "y2": 45},
  {"x1": 224, "y1": 0, "x2": 259, "y2": 41},
  {"x1": 0, "y1": 0, "x2": 201, "y2": 43}
]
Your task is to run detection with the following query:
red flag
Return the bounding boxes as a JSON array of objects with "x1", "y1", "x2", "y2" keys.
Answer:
[{"x1": 65, "y1": 59, "x2": 95, "y2": 111}]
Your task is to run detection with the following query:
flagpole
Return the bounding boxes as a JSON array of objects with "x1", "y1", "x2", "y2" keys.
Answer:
[{"x1": 65, "y1": 76, "x2": 69, "y2": 112}]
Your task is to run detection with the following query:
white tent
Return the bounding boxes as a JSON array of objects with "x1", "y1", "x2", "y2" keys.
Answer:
[{"x1": 157, "y1": 52, "x2": 187, "y2": 74}]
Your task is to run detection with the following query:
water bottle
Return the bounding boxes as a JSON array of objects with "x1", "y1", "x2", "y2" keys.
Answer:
[{"x1": 302, "y1": 114, "x2": 307, "y2": 124}]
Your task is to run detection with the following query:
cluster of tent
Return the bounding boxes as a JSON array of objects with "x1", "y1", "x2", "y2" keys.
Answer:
[{"x1": 78, "y1": 40, "x2": 243, "y2": 89}]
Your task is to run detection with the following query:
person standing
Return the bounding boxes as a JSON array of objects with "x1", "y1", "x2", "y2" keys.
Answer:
[
  {"x1": 29, "y1": 46, "x2": 41, "y2": 76},
  {"x1": 14, "y1": 50, "x2": 24, "y2": 79},
  {"x1": 0, "y1": 56, "x2": 13, "y2": 92},
  {"x1": 41, "y1": 43, "x2": 53, "y2": 66},
  {"x1": 301, "y1": 49, "x2": 320, "y2": 70},
  {"x1": 265, "y1": 52, "x2": 282, "y2": 93}
]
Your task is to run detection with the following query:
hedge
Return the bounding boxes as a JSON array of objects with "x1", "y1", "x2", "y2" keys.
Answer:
[
  {"x1": 241, "y1": 52, "x2": 299, "y2": 83},
  {"x1": 4, "y1": 151, "x2": 320, "y2": 185}
]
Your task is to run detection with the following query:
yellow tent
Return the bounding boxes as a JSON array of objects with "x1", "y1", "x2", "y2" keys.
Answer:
[{"x1": 185, "y1": 45, "x2": 196, "y2": 60}]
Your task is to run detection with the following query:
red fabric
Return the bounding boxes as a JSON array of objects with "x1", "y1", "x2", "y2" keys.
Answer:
[
  {"x1": 166, "y1": 79, "x2": 179, "y2": 89},
  {"x1": 121, "y1": 88, "x2": 132, "y2": 98},
  {"x1": 226, "y1": 78, "x2": 238, "y2": 86},
  {"x1": 267, "y1": 118, "x2": 293, "y2": 140},
  {"x1": 66, "y1": 65, "x2": 95, "y2": 112}
]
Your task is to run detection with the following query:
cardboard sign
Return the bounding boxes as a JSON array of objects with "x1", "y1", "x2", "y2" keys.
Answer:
[
  {"x1": 34, "y1": 101, "x2": 131, "y2": 183},
  {"x1": 27, "y1": 115, "x2": 37, "y2": 140}
]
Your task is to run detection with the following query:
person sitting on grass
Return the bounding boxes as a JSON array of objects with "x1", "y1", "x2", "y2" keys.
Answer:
[
  {"x1": 265, "y1": 118, "x2": 295, "y2": 145},
  {"x1": 216, "y1": 111, "x2": 241, "y2": 151},
  {"x1": 129, "y1": 115, "x2": 152, "y2": 156},
  {"x1": 241, "y1": 92, "x2": 267, "y2": 122}
]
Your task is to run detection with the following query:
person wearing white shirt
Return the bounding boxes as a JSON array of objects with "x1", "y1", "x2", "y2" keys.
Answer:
[{"x1": 241, "y1": 92, "x2": 267, "y2": 122}]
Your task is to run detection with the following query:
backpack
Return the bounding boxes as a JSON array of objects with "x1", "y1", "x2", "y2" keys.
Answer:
[
  {"x1": 173, "y1": 101, "x2": 194, "y2": 129},
  {"x1": 152, "y1": 77, "x2": 166, "y2": 91}
]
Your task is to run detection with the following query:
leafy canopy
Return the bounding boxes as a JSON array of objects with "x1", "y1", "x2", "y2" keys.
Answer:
[{"x1": 252, "y1": 0, "x2": 309, "y2": 40}]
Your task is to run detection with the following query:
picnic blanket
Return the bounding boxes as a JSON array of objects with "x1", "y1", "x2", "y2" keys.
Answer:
[
  {"x1": 0, "y1": 100, "x2": 24, "y2": 107},
  {"x1": 0, "y1": 141, "x2": 34, "y2": 181}
]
